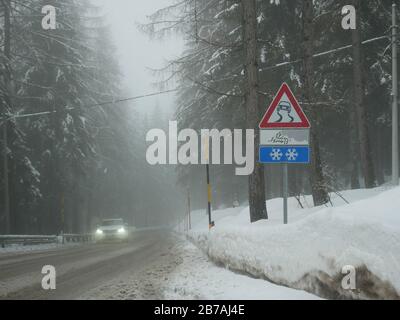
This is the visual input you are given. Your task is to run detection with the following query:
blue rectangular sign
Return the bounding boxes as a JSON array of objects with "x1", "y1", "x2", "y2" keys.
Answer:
[{"x1": 259, "y1": 146, "x2": 310, "y2": 164}]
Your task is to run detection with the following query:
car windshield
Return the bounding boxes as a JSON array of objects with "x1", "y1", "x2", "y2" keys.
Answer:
[{"x1": 101, "y1": 220, "x2": 123, "y2": 227}]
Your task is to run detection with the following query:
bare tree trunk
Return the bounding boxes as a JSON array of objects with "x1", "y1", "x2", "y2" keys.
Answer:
[
  {"x1": 1, "y1": 0, "x2": 11, "y2": 234},
  {"x1": 351, "y1": 0, "x2": 376, "y2": 188},
  {"x1": 301, "y1": 0, "x2": 330, "y2": 206},
  {"x1": 241, "y1": 0, "x2": 267, "y2": 222},
  {"x1": 375, "y1": 125, "x2": 385, "y2": 185},
  {"x1": 350, "y1": 107, "x2": 361, "y2": 189}
]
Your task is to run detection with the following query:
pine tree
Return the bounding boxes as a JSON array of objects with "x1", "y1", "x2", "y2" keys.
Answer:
[{"x1": 242, "y1": 0, "x2": 268, "y2": 221}]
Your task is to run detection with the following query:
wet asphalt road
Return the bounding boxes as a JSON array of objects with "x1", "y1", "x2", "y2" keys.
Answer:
[{"x1": 0, "y1": 230, "x2": 177, "y2": 300}]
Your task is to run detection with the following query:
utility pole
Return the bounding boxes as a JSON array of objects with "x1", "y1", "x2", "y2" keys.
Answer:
[
  {"x1": 2, "y1": 0, "x2": 11, "y2": 234},
  {"x1": 2, "y1": 124, "x2": 9, "y2": 234},
  {"x1": 392, "y1": 3, "x2": 399, "y2": 186}
]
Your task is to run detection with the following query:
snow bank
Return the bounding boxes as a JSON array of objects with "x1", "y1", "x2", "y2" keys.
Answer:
[
  {"x1": 187, "y1": 186, "x2": 400, "y2": 299},
  {"x1": 164, "y1": 241, "x2": 320, "y2": 300}
]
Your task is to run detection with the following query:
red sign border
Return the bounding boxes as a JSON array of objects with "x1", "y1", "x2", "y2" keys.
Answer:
[{"x1": 259, "y1": 83, "x2": 311, "y2": 129}]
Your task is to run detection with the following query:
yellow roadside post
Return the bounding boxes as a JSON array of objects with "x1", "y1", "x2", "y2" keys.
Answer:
[{"x1": 204, "y1": 136, "x2": 214, "y2": 230}]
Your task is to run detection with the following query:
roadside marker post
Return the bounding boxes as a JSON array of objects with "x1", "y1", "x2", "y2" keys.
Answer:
[
  {"x1": 204, "y1": 136, "x2": 214, "y2": 230},
  {"x1": 259, "y1": 83, "x2": 311, "y2": 224},
  {"x1": 187, "y1": 189, "x2": 191, "y2": 231}
]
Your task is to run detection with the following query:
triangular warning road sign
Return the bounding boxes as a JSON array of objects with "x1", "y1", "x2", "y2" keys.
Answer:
[{"x1": 259, "y1": 83, "x2": 311, "y2": 129}]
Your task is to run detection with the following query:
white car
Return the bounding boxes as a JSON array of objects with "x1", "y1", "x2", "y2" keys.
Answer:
[{"x1": 95, "y1": 219, "x2": 130, "y2": 242}]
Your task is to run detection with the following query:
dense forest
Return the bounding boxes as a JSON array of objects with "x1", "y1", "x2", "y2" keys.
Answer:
[
  {"x1": 1, "y1": 0, "x2": 399, "y2": 234},
  {"x1": 0, "y1": 0, "x2": 183, "y2": 234},
  {"x1": 144, "y1": 0, "x2": 398, "y2": 217}
]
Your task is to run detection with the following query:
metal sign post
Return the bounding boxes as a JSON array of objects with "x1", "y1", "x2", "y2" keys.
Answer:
[{"x1": 283, "y1": 163, "x2": 288, "y2": 224}]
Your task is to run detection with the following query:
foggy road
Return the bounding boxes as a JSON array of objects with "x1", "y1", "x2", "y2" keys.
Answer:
[{"x1": 0, "y1": 230, "x2": 178, "y2": 300}]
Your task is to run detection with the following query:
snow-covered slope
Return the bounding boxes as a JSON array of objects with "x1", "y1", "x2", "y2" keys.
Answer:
[
  {"x1": 164, "y1": 241, "x2": 320, "y2": 300},
  {"x1": 186, "y1": 186, "x2": 400, "y2": 299}
]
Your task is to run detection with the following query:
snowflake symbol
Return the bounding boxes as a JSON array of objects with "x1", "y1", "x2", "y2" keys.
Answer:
[
  {"x1": 285, "y1": 148, "x2": 299, "y2": 161},
  {"x1": 270, "y1": 148, "x2": 283, "y2": 161}
]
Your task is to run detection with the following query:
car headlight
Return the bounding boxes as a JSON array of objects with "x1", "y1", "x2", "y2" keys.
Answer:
[
  {"x1": 96, "y1": 229, "x2": 103, "y2": 235},
  {"x1": 117, "y1": 227, "x2": 126, "y2": 234}
]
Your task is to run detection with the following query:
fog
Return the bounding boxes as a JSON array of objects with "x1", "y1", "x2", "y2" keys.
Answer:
[
  {"x1": 1, "y1": 0, "x2": 398, "y2": 301},
  {"x1": 91, "y1": 0, "x2": 184, "y2": 115},
  {"x1": 2, "y1": 0, "x2": 394, "y2": 234},
  {"x1": 85, "y1": 0, "x2": 188, "y2": 228}
]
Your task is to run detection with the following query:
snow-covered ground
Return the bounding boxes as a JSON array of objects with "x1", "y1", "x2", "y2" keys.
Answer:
[
  {"x1": 185, "y1": 186, "x2": 400, "y2": 299},
  {"x1": 80, "y1": 238, "x2": 320, "y2": 300},
  {"x1": 163, "y1": 240, "x2": 320, "y2": 300}
]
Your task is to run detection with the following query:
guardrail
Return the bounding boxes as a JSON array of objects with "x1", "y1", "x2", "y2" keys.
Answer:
[
  {"x1": 0, "y1": 235, "x2": 58, "y2": 248},
  {"x1": 62, "y1": 233, "x2": 94, "y2": 243},
  {"x1": 0, "y1": 233, "x2": 95, "y2": 248}
]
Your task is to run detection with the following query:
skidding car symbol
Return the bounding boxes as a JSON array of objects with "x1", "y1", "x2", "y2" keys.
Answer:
[{"x1": 275, "y1": 101, "x2": 294, "y2": 123}]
